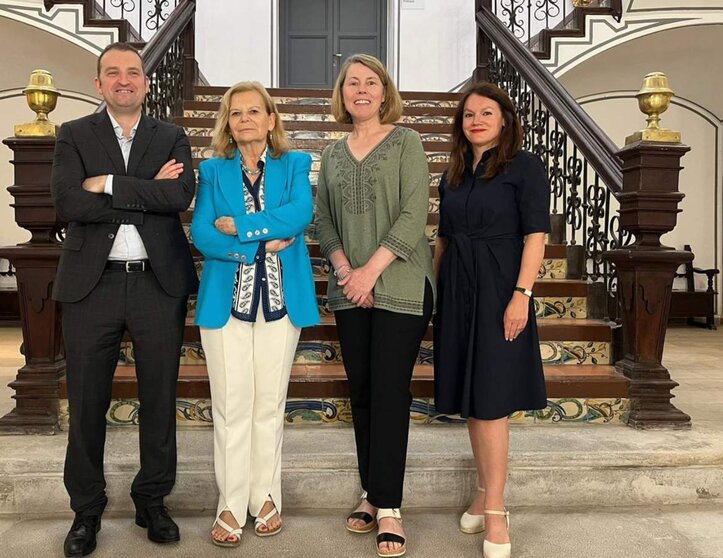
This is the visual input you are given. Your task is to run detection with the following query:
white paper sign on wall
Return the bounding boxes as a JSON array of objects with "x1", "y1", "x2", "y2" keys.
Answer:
[{"x1": 401, "y1": 0, "x2": 425, "y2": 9}]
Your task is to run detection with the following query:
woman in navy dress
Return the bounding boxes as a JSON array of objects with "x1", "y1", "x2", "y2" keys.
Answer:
[{"x1": 433, "y1": 83, "x2": 550, "y2": 558}]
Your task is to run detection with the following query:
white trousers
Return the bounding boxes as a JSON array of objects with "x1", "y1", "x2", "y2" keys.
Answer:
[{"x1": 200, "y1": 310, "x2": 300, "y2": 523}]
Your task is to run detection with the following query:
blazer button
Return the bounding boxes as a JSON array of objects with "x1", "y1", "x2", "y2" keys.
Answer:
[
  {"x1": 246, "y1": 232, "x2": 253, "y2": 238},
  {"x1": 233, "y1": 253, "x2": 240, "y2": 259},
  {"x1": 108, "y1": 233, "x2": 115, "y2": 239},
  {"x1": 262, "y1": 228, "x2": 269, "y2": 234},
  {"x1": 254, "y1": 230, "x2": 260, "y2": 236}
]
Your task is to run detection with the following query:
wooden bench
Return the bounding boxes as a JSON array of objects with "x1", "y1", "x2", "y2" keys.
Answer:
[{"x1": 669, "y1": 245, "x2": 719, "y2": 329}]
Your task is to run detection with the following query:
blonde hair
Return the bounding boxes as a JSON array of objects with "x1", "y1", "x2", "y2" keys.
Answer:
[
  {"x1": 331, "y1": 54, "x2": 402, "y2": 125},
  {"x1": 210, "y1": 81, "x2": 290, "y2": 159}
]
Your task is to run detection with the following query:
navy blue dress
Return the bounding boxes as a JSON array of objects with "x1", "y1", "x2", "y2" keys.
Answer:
[{"x1": 433, "y1": 149, "x2": 551, "y2": 420}]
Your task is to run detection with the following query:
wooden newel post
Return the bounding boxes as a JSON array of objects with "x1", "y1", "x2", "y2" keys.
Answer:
[
  {"x1": 604, "y1": 72, "x2": 692, "y2": 429},
  {"x1": 0, "y1": 138, "x2": 64, "y2": 434},
  {"x1": 0, "y1": 70, "x2": 65, "y2": 434},
  {"x1": 604, "y1": 142, "x2": 691, "y2": 429}
]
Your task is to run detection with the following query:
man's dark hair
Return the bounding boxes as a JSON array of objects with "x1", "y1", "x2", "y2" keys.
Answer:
[{"x1": 96, "y1": 42, "x2": 146, "y2": 77}]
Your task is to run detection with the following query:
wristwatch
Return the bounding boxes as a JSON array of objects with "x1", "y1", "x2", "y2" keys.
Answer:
[{"x1": 514, "y1": 286, "x2": 533, "y2": 298}]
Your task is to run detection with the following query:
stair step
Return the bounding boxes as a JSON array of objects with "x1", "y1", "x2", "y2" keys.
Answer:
[
  {"x1": 193, "y1": 86, "x2": 461, "y2": 102},
  {"x1": 178, "y1": 117, "x2": 453, "y2": 136},
  {"x1": 59, "y1": 363, "x2": 627, "y2": 400},
  {"x1": 184, "y1": 100, "x2": 457, "y2": 117},
  {"x1": 167, "y1": 316, "x2": 611, "y2": 344}
]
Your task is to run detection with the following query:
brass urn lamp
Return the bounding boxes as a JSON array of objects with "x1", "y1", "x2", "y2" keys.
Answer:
[
  {"x1": 625, "y1": 72, "x2": 681, "y2": 144},
  {"x1": 14, "y1": 69, "x2": 61, "y2": 137},
  {"x1": 572, "y1": 0, "x2": 594, "y2": 7}
]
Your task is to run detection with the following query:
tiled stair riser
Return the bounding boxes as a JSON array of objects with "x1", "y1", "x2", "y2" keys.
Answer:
[
  {"x1": 194, "y1": 94, "x2": 458, "y2": 109},
  {"x1": 184, "y1": 110, "x2": 454, "y2": 125},
  {"x1": 58, "y1": 397, "x2": 628, "y2": 428},
  {"x1": 184, "y1": 293, "x2": 586, "y2": 321},
  {"x1": 117, "y1": 337, "x2": 609, "y2": 367}
]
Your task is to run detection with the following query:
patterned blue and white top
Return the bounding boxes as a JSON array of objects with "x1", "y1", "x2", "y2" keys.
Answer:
[{"x1": 231, "y1": 150, "x2": 287, "y2": 322}]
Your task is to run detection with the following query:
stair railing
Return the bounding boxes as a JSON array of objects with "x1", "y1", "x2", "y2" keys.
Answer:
[
  {"x1": 90, "y1": 0, "x2": 198, "y2": 121},
  {"x1": 475, "y1": 2, "x2": 630, "y2": 311},
  {"x1": 44, "y1": 0, "x2": 183, "y2": 42},
  {"x1": 486, "y1": 0, "x2": 623, "y2": 46}
]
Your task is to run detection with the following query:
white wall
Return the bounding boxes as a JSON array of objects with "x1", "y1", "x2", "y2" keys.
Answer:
[
  {"x1": 195, "y1": 0, "x2": 274, "y2": 86},
  {"x1": 193, "y1": 0, "x2": 476, "y2": 91},
  {"x1": 0, "y1": 16, "x2": 100, "y2": 287}
]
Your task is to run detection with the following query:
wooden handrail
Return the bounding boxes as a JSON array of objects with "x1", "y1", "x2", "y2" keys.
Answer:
[{"x1": 476, "y1": 5, "x2": 623, "y2": 194}]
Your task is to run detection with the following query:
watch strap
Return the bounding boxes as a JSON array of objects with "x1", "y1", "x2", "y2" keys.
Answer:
[{"x1": 514, "y1": 286, "x2": 533, "y2": 297}]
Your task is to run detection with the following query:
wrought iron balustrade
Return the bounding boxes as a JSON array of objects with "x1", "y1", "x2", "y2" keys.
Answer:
[
  {"x1": 44, "y1": 0, "x2": 181, "y2": 42},
  {"x1": 476, "y1": 4, "x2": 631, "y2": 307},
  {"x1": 487, "y1": 0, "x2": 622, "y2": 47}
]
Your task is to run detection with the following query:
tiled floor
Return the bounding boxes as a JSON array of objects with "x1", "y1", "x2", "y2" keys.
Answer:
[{"x1": 0, "y1": 325, "x2": 720, "y2": 426}]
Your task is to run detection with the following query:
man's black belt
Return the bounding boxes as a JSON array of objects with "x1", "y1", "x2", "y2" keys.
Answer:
[{"x1": 105, "y1": 259, "x2": 151, "y2": 272}]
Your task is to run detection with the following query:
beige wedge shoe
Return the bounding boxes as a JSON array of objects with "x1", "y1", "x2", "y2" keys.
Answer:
[
  {"x1": 482, "y1": 509, "x2": 511, "y2": 558},
  {"x1": 459, "y1": 486, "x2": 485, "y2": 534}
]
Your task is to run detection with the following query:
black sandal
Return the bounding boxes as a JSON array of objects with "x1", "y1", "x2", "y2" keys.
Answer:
[
  {"x1": 346, "y1": 490, "x2": 377, "y2": 534},
  {"x1": 376, "y1": 508, "x2": 406, "y2": 557}
]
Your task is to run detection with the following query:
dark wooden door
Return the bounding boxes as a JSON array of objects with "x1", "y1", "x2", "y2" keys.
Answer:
[{"x1": 280, "y1": 0, "x2": 386, "y2": 88}]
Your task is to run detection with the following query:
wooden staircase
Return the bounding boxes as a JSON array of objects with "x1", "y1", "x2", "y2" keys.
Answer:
[
  {"x1": 60, "y1": 86, "x2": 628, "y2": 413},
  {"x1": 528, "y1": 1, "x2": 623, "y2": 61}
]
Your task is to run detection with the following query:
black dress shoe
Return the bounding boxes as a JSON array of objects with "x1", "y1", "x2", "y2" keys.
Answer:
[
  {"x1": 135, "y1": 505, "x2": 180, "y2": 543},
  {"x1": 64, "y1": 515, "x2": 101, "y2": 557}
]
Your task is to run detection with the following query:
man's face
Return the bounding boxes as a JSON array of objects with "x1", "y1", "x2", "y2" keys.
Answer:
[{"x1": 94, "y1": 49, "x2": 149, "y2": 115}]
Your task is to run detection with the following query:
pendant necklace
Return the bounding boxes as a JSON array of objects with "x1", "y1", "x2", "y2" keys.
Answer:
[{"x1": 241, "y1": 156, "x2": 261, "y2": 176}]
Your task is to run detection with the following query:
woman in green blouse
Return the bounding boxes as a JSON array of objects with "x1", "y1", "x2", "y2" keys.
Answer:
[{"x1": 315, "y1": 54, "x2": 434, "y2": 558}]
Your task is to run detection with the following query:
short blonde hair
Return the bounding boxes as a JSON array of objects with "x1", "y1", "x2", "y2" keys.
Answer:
[
  {"x1": 210, "y1": 81, "x2": 290, "y2": 159},
  {"x1": 331, "y1": 54, "x2": 402, "y2": 125}
]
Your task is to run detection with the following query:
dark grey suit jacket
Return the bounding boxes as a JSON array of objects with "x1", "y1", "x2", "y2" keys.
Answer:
[{"x1": 51, "y1": 109, "x2": 199, "y2": 302}]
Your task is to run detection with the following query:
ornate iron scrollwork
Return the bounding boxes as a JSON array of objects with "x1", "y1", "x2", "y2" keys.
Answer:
[{"x1": 485, "y1": 35, "x2": 627, "y2": 300}]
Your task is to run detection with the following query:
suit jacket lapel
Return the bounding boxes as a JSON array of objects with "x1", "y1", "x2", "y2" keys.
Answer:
[
  {"x1": 263, "y1": 153, "x2": 285, "y2": 209},
  {"x1": 90, "y1": 110, "x2": 126, "y2": 175},
  {"x1": 126, "y1": 114, "x2": 157, "y2": 177},
  {"x1": 219, "y1": 149, "x2": 246, "y2": 215}
]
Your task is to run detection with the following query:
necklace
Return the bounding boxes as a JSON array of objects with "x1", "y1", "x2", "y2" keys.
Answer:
[{"x1": 240, "y1": 156, "x2": 261, "y2": 176}]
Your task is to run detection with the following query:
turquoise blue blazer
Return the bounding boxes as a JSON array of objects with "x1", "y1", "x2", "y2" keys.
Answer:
[{"x1": 190, "y1": 149, "x2": 320, "y2": 329}]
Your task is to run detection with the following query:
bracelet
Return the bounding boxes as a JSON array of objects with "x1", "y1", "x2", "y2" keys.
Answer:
[
  {"x1": 333, "y1": 264, "x2": 351, "y2": 278},
  {"x1": 514, "y1": 286, "x2": 533, "y2": 298}
]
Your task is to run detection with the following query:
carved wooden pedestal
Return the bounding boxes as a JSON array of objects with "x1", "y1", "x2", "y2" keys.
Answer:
[
  {"x1": 0, "y1": 138, "x2": 64, "y2": 434},
  {"x1": 604, "y1": 141, "x2": 692, "y2": 429}
]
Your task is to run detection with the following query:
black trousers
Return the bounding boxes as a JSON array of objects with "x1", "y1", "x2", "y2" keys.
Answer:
[
  {"x1": 62, "y1": 268, "x2": 187, "y2": 516},
  {"x1": 335, "y1": 282, "x2": 433, "y2": 509}
]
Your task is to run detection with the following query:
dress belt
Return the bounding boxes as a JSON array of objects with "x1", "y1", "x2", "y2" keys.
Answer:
[
  {"x1": 105, "y1": 259, "x2": 151, "y2": 273},
  {"x1": 443, "y1": 231, "x2": 519, "y2": 417}
]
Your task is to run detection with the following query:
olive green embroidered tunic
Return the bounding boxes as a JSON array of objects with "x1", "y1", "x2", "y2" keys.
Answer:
[{"x1": 315, "y1": 126, "x2": 435, "y2": 316}]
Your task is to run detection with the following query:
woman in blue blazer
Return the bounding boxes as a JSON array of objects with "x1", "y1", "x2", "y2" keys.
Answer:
[{"x1": 190, "y1": 81, "x2": 319, "y2": 547}]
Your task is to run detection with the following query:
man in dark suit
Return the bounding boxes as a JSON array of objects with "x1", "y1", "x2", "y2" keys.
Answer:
[{"x1": 51, "y1": 42, "x2": 198, "y2": 557}]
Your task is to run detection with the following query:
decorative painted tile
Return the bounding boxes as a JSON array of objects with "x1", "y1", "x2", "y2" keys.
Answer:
[
  {"x1": 59, "y1": 396, "x2": 628, "y2": 428},
  {"x1": 540, "y1": 341, "x2": 610, "y2": 365},
  {"x1": 532, "y1": 398, "x2": 629, "y2": 424},
  {"x1": 427, "y1": 152, "x2": 450, "y2": 164},
  {"x1": 538, "y1": 258, "x2": 567, "y2": 279},
  {"x1": 311, "y1": 256, "x2": 332, "y2": 278},
  {"x1": 429, "y1": 198, "x2": 440, "y2": 214},
  {"x1": 184, "y1": 110, "x2": 216, "y2": 118},
  {"x1": 419, "y1": 133, "x2": 452, "y2": 142},
  {"x1": 534, "y1": 296, "x2": 587, "y2": 319},
  {"x1": 426, "y1": 398, "x2": 628, "y2": 425},
  {"x1": 191, "y1": 145, "x2": 214, "y2": 159},
  {"x1": 403, "y1": 115, "x2": 453, "y2": 124},
  {"x1": 295, "y1": 341, "x2": 343, "y2": 364},
  {"x1": 404, "y1": 100, "x2": 457, "y2": 108}
]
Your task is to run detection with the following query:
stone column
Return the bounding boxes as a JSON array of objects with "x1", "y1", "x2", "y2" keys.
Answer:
[{"x1": 0, "y1": 138, "x2": 64, "y2": 434}]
